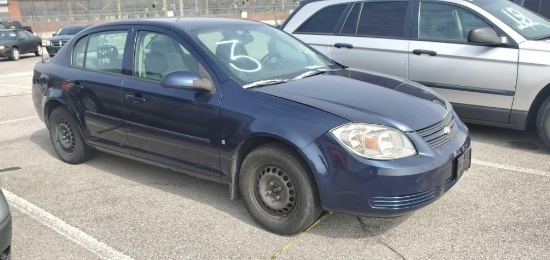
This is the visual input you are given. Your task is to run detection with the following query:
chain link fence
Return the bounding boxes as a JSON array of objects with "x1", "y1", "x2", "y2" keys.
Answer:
[{"x1": 10, "y1": 0, "x2": 298, "y2": 38}]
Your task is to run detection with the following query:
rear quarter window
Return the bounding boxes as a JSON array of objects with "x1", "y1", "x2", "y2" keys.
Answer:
[{"x1": 295, "y1": 4, "x2": 347, "y2": 35}]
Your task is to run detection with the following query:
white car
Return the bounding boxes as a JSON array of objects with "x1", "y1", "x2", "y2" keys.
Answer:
[{"x1": 281, "y1": 0, "x2": 550, "y2": 148}]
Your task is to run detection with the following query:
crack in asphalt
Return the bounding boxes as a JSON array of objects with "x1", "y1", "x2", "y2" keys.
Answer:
[
  {"x1": 355, "y1": 216, "x2": 407, "y2": 260},
  {"x1": 0, "y1": 166, "x2": 22, "y2": 173}
]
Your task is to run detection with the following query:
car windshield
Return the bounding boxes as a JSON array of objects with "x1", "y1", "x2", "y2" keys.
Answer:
[
  {"x1": 0, "y1": 32, "x2": 16, "y2": 40},
  {"x1": 187, "y1": 23, "x2": 339, "y2": 85},
  {"x1": 56, "y1": 26, "x2": 87, "y2": 35},
  {"x1": 472, "y1": 0, "x2": 550, "y2": 40}
]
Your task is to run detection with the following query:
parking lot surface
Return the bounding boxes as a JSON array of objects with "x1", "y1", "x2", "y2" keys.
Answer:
[{"x1": 1, "y1": 54, "x2": 549, "y2": 259}]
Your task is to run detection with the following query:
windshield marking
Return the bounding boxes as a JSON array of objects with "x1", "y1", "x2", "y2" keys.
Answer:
[
  {"x1": 215, "y1": 40, "x2": 262, "y2": 73},
  {"x1": 504, "y1": 8, "x2": 541, "y2": 31}
]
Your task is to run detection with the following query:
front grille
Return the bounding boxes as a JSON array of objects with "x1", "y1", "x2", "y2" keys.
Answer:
[
  {"x1": 51, "y1": 40, "x2": 69, "y2": 47},
  {"x1": 370, "y1": 188, "x2": 438, "y2": 209},
  {"x1": 417, "y1": 112, "x2": 459, "y2": 149}
]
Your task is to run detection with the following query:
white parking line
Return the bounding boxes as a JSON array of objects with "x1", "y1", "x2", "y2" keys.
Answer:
[
  {"x1": 473, "y1": 159, "x2": 549, "y2": 177},
  {"x1": 3, "y1": 189, "x2": 134, "y2": 260},
  {"x1": 0, "y1": 116, "x2": 38, "y2": 125},
  {"x1": 0, "y1": 83, "x2": 31, "y2": 89}
]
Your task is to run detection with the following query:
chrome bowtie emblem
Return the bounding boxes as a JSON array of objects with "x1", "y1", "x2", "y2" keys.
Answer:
[{"x1": 443, "y1": 126, "x2": 451, "y2": 135}]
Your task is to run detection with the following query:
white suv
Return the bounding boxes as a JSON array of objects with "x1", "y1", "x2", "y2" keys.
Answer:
[{"x1": 281, "y1": 0, "x2": 550, "y2": 148}]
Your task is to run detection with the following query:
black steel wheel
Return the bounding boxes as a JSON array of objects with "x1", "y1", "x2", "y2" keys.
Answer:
[
  {"x1": 240, "y1": 143, "x2": 322, "y2": 235},
  {"x1": 537, "y1": 96, "x2": 550, "y2": 150},
  {"x1": 49, "y1": 107, "x2": 92, "y2": 164}
]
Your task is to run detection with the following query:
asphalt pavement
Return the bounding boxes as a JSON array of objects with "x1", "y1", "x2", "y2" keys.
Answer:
[{"x1": 0, "y1": 52, "x2": 549, "y2": 259}]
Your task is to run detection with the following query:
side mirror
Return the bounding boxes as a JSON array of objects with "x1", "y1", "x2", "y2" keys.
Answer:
[
  {"x1": 52, "y1": 33, "x2": 56, "y2": 36},
  {"x1": 468, "y1": 28, "x2": 505, "y2": 46},
  {"x1": 160, "y1": 70, "x2": 213, "y2": 92}
]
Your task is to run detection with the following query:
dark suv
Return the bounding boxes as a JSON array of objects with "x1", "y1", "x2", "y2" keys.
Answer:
[{"x1": 46, "y1": 24, "x2": 89, "y2": 57}]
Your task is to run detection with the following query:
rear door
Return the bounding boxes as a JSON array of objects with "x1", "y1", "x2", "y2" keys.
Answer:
[
  {"x1": 17, "y1": 30, "x2": 32, "y2": 53},
  {"x1": 408, "y1": 0, "x2": 519, "y2": 123},
  {"x1": 64, "y1": 26, "x2": 132, "y2": 154},
  {"x1": 328, "y1": 0, "x2": 413, "y2": 79},
  {"x1": 290, "y1": 3, "x2": 349, "y2": 57},
  {"x1": 121, "y1": 26, "x2": 222, "y2": 178}
]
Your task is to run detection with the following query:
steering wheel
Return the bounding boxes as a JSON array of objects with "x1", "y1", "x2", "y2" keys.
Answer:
[{"x1": 260, "y1": 52, "x2": 281, "y2": 65}]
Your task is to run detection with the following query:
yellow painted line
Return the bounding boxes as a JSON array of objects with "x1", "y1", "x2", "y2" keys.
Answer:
[{"x1": 270, "y1": 212, "x2": 333, "y2": 260}]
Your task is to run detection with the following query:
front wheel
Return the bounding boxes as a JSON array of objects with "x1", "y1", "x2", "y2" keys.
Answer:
[
  {"x1": 49, "y1": 107, "x2": 93, "y2": 164},
  {"x1": 35, "y1": 45, "x2": 43, "y2": 56},
  {"x1": 239, "y1": 143, "x2": 322, "y2": 235},
  {"x1": 10, "y1": 47, "x2": 19, "y2": 60},
  {"x1": 537, "y1": 96, "x2": 550, "y2": 149}
]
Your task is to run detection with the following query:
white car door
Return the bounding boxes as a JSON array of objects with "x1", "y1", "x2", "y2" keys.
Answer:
[
  {"x1": 328, "y1": 1, "x2": 412, "y2": 79},
  {"x1": 285, "y1": 3, "x2": 349, "y2": 57},
  {"x1": 408, "y1": 1, "x2": 519, "y2": 123}
]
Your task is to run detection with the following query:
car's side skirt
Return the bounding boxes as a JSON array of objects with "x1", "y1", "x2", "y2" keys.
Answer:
[{"x1": 92, "y1": 146, "x2": 229, "y2": 185}]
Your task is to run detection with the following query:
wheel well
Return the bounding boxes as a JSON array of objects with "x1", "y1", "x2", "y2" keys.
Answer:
[
  {"x1": 44, "y1": 100, "x2": 64, "y2": 128},
  {"x1": 229, "y1": 136, "x2": 318, "y2": 201},
  {"x1": 527, "y1": 83, "x2": 550, "y2": 128}
]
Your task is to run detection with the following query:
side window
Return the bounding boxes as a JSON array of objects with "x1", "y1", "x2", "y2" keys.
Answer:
[
  {"x1": 540, "y1": 1, "x2": 550, "y2": 18},
  {"x1": 85, "y1": 30, "x2": 128, "y2": 73},
  {"x1": 419, "y1": 2, "x2": 491, "y2": 42},
  {"x1": 522, "y1": 0, "x2": 541, "y2": 13},
  {"x1": 18, "y1": 31, "x2": 27, "y2": 40},
  {"x1": 134, "y1": 31, "x2": 200, "y2": 81},
  {"x1": 72, "y1": 36, "x2": 88, "y2": 67},
  {"x1": 295, "y1": 4, "x2": 347, "y2": 34},
  {"x1": 340, "y1": 3, "x2": 361, "y2": 35},
  {"x1": 357, "y1": 1, "x2": 409, "y2": 38}
]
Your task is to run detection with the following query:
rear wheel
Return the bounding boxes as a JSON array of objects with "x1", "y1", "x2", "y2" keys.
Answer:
[
  {"x1": 35, "y1": 44, "x2": 43, "y2": 56},
  {"x1": 537, "y1": 96, "x2": 550, "y2": 149},
  {"x1": 49, "y1": 107, "x2": 93, "y2": 164},
  {"x1": 10, "y1": 47, "x2": 19, "y2": 60},
  {"x1": 239, "y1": 143, "x2": 322, "y2": 235}
]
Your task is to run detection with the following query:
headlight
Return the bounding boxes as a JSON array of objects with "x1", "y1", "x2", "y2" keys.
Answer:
[
  {"x1": 331, "y1": 123, "x2": 417, "y2": 160},
  {"x1": 0, "y1": 46, "x2": 4, "y2": 50},
  {"x1": 45, "y1": 41, "x2": 50, "y2": 46}
]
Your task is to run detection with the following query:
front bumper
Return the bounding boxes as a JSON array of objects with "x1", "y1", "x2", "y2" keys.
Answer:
[
  {"x1": 45, "y1": 46, "x2": 61, "y2": 55},
  {"x1": 0, "y1": 48, "x2": 12, "y2": 58},
  {"x1": 302, "y1": 115, "x2": 471, "y2": 217},
  {"x1": 0, "y1": 191, "x2": 11, "y2": 260}
]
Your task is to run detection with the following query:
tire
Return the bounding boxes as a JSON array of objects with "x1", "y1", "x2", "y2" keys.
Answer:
[
  {"x1": 239, "y1": 143, "x2": 322, "y2": 235},
  {"x1": 35, "y1": 44, "x2": 43, "y2": 56},
  {"x1": 10, "y1": 47, "x2": 19, "y2": 61},
  {"x1": 49, "y1": 107, "x2": 93, "y2": 164},
  {"x1": 536, "y1": 96, "x2": 550, "y2": 149}
]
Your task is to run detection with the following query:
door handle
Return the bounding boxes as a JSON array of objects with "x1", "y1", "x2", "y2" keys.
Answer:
[
  {"x1": 125, "y1": 94, "x2": 146, "y2": 105},
  {"x1": 412, "y1": 49, "x2": 438, "y2": 56},
  {"x1": 69, "y1": 81, "x2": 83, "y2": 92},
  {"x1": 334, "y1": 43, "x2": 354, "y2": 49}
]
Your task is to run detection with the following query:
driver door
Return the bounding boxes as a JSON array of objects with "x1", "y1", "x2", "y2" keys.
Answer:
[
  {"x1": 121, "y1": 26, "x2": 222, "y2": 178},
  {"x1": 408, "y1": 1, "x2": 519, "y2": 123}
]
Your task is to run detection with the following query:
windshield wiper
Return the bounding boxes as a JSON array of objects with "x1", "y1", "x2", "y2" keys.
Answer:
[
  {"x1": 243, "y1": 79, "x2": 288, "y2": 89},
  {"x1": 535, "y1": 35, "x2": 550, "y2": 41},
  {"x1": 292, "y1": 68, "x2": 331, "y2": 81}
]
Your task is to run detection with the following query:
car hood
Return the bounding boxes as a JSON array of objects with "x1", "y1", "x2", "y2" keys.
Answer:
[
  {"x1": 255, "y1": 69, "x2": 449, "y2": 132},
  {"x1": 50, "y1": 35, "x2": 74, "y2": 41}
]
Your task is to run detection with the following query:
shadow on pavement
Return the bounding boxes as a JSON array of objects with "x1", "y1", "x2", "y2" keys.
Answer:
[{"x1": 467, "y1": 123, "x2": 549, "y2": 154}]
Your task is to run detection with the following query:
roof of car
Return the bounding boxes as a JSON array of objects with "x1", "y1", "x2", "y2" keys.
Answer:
[
  {"x1": 89, "y1": 18, "x2": 262, "y2": 31},
  {"x1": 60, "y1": 24, "x2": 90, "y2": 28}
]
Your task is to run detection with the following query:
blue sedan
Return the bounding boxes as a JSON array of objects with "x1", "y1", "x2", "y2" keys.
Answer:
[{"x1": 32, "y1": 18, "x2": 471, "y2": 235}]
